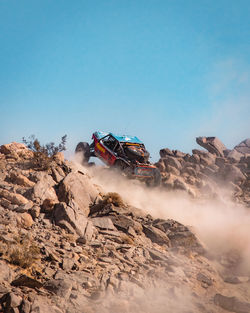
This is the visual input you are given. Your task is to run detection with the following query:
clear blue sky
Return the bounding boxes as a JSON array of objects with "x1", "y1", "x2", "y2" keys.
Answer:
[{"x1": 1, "y1": 0, "x2": 249, "y2": 160}]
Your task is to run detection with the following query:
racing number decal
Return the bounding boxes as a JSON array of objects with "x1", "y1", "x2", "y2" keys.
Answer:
[{"x1": 96, "y1": 142, "x2": 105, "y2": 153}]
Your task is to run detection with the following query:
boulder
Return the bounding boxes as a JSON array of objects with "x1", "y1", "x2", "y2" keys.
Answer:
[
  {"x1": 166, "y1": 165, "x2": 180, "y2": 176},
  {"x1": 0, "y1": 142, "x2": 33, "y2": 159},
  {"x1": 227, "y1": 149, "x2": 244, "y2": 162},
  {"x1": 162, "y1": 156, "x2": 182, "y2": 170},
  {"x1": 9, "y1": 172, "x2": 35, "y2": 187},
  {"x1": 214, "y1": 293, "x2": 250, "y2": 313},
  {"x1": 142, "y1": 225, "x2": 170, "y2": 246},
  {"x1": 110, "y1": 215, "x2": 143, "y2": 234},
  {"x1": 17, "y1": 212, "x2": 34, "y2": 228},
  {"x1": 154, "y1": 160, "x2": 165, "y2": 172},
  {"x1": 11, "y1": 275, "x2": 43, "y2": 289},
  {"x1": 32, "y1": 172, "x2": 58, "y2": 203},
  {"x1": 159, "y1": 148, "x2": 174, "y2": 158},
  {"x1": 54, "y1": 202, "x2": 94, "y2": 239},
  {"x1": 196, "y1": 136, "x2": 227, "y2": 157},
  {"x1": 182, "y1": 166, "x2": 197, "y2": 177},
  {"x1": 0, "y1": 189, "x2": 29, "y2": 205},
  {"x1": 92, "y1": 217, "x2": 116, "y2": 230},
  {"x1": 234, "y1": 138, "x2": 250, "y2": 155},
  {"x1": 58, "y1": 171, "x2": 99, "y2": 217}
]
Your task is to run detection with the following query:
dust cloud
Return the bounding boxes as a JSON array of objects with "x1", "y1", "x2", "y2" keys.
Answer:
[{"x1": 73, "y1": 154, "x2": 250, "y2": 275}]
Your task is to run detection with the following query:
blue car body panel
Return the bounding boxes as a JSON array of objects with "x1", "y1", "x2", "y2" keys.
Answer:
[{"x1": 94, "y1": 131, "x2": 143, "y2": 144}]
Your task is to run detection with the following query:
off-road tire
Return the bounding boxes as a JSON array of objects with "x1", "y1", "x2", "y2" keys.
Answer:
[
  {"x1": 114, "y1": 159, "x2": 133, "y2": 177},
  {"x1": 75, "y1": 142, "x2": 90, "y2": 164},
  {"x1": 147, "y1": 168, "x2": 162, "y2": 187}
]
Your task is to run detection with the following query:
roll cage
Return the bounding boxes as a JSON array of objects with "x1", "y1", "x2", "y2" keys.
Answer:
[{"x1": 95, "y1": 133, "x2": 147, "y2": 161}]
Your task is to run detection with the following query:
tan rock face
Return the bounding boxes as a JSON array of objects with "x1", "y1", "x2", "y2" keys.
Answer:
[
  {"x1": 32, "y1": 172, "x2": 58, "y2": 204},
  {"x1": 0, "y1": 142, "x2": 33, "y2": 159},
  {"x1": 0, "y1": 189, "x2": 29, "y2": 205},
  {"x1": 9, "y1": 172, "x2": 35, "y2": 187},
  {"x1": 17, "y1": 212, "x2": 33, "y2": 228},
  {"x1": 58, "y1": 171, "x2": 99, "y2": 216}
]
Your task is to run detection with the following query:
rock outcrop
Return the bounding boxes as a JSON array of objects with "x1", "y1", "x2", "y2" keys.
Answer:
[{"x1": 156, "y1": 137, "x2": 250, "y2": 206}]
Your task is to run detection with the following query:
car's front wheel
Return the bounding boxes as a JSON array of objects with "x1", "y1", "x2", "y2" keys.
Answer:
[{"x1": 75, "y1": 142, "x2": 90, "y2": 164}]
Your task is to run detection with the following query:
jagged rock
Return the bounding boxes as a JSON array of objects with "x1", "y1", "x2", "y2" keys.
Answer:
[
  {"x1": 31, "y1": 172, "x2": 58, "y2": 204},
  {"x1": 44, "y1": 279, "x2": 72, "y2": 298},
  {"x1": 11, "y1": 275, "x2": 43, "y2": 289},
  {"x1": 228, "y1": 149, "x2": 244, "y2": 163},
  {"x1": 182, "y1": 166, "x2": 197, "y2": 177},
  {"x1": 9, "y1": 172, "x2": 35, "y2": 187},
  {"x1": 92, "y1": 217, "x2": 116, "y2": 230},
  {"x1": 20, "y1": 299, "x2": 31, "y2": 313},
  {"x1": 154, "y1": 160, "x2": 165, "y2": 172},
  {"x1": 51, "y1": 166, "x2": 65, "y2": 183},
  {"x1": 173, "y1": 150, "x2": 186, "y2": 158},
  {"x1": 58, "y1": 171, "x2": 99, "y2": 217},
  {"x1": 189, "y1": 153, "x2": 200, "y2": 164},
  {"x1": 5, "y1": 292, "x2": 22, "y2": 308},
  {"x1": 214, "y1": 293, "x2": 250, "y2": 313},
  {"x1": 0, "y1": 142, "x2": 33, "y2": 159},
  {"x1": 166, "y1": 165, "x2": 180, "y2": 176},
  {"x1": 234, "y1": 138, "x2": 250, "y2": 155},
  {"x1": 196, "y1": 136, "x2": 227, "y2": 157},
  {"x1": 0, "y1": 189, "x2": 29, "y2": 205},
  {"x1": 142, "y1": 225, "x2": 170, "y2": 246},
  {"x1": 54, "y1": 202, "x2": 95, "y2": 239},
  {"x1": 215, "y1": 157, "x2": 226, "y2": 167},
  {"x1": 162, "y1": 156, "x2": 182, "y2": 170},
  {"x1": 110, "y1": 215, "x2": 143, "y2": 234},
  {"x1": 159, "y1": 148, "x2": 174, "y2": 158}
]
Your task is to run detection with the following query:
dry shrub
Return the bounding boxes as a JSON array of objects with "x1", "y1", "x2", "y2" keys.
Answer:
[
  {"x1": 22, "y1": 135, "x2": 67, "y2": 170},
  {"x1": 103, "y1": 192, "x2": 124, "y2": 207},
  {"x1": 8, "y1": 234, "x2": 40, "y2": 268}
]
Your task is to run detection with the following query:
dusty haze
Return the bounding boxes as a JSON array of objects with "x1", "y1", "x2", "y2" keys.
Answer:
[{"x1": 73, "y1": 153, "x2": 250, "y2": 276}]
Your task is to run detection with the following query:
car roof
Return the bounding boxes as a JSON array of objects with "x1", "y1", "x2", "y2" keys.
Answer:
[{"x1": 94, "y1": 131, "x2": 143, "y2": 144}]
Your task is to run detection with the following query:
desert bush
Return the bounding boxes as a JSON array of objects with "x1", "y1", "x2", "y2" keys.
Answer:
[
  {"x1": 22, "y1": 135, "x2": 67, "y2": 170},
  {"x1": 8, "y1": 234, "x2": 40, "y2": 268},
  {"x1": 103, "y1": 192, "x2": 124, "y2": 207}
]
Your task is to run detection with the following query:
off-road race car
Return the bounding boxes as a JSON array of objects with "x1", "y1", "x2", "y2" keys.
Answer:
[{"x1": 75, "y1": 131, "x2": 161, "y2": 186}]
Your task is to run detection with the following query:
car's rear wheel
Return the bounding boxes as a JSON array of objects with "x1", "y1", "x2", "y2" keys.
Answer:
[
  {"x1": 114, "y1": 159, "x2": 133, "y2": 177},
  {"x1": 147, "y1": 168, "x2": 161, "y2": 187},
  {"x1": 75, "y1": 142, "x2": 90, "y2": 164}
]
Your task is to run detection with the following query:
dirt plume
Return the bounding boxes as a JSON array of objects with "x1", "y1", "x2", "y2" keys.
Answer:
[{"x1": 73, "y1": 155, "x2": 250, "y2": 275}]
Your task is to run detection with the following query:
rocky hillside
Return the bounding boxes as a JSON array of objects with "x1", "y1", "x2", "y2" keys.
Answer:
[
  {"x1": 155, "y1": 137, "x2": 250, "y2": 205},
  {"x1": 0, "y1": 141, "x2": 250, "y2": 313}
]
